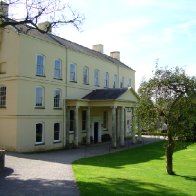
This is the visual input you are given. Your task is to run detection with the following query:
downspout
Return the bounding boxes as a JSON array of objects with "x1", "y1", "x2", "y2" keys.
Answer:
[
  {"x1": 63, "y1": 47, "x2": 68, "y2": 147},
  {"x1": 0, "y1": 28, "x2": 3, "y2": 52},
  {"x1": 63, "y1": 99, "x2": 66, "y2": 148},
  {"x1": 65, "y1": 47, "x2": 68, "y2": 98},
  {"x1": 117, "y1": 63, "x2": 120, "y2": 88}
]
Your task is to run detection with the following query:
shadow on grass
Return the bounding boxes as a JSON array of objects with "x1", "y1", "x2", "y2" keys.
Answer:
[
  {"x1": 77, "y1": 177, "x2": 183, "y2": 196},
  {"x1": 174, "y1": 174, "x2": 196, "y2": 182},
  {"x1": 74, "y1": 141, "x2": 193, "y2": 169},
  {"x1": 74, "y1": 141, "x2": 166, "y2": 168}
]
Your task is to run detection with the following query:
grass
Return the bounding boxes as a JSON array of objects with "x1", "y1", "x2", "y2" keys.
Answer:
[{"x1": 73, "y1": 141, "x2": 196, "y2": 196}]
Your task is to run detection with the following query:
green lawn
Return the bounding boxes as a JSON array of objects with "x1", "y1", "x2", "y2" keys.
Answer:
[{"x1": 73, "y1": 141, "x2": 196, "y2": 196}]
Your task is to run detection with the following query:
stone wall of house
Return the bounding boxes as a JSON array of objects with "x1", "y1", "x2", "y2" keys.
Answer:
[{"x1": 0, "y1": 150, "x2": 5, "y2": 171}]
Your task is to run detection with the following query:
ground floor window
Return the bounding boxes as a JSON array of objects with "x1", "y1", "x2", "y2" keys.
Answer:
[
  {"x1": 70, "y1": 110, "x2": 75, "y2": 132},
  {"x1": 35, "y1": 123, "x2": 44, "y2": 144},
  {"x1": 54, "y1": 123, "x2": 60, "y2": 142},
  {"x1": 82, "y1": 110, "x2": 87, "y2": 131},
  {"x1": 103, "y1": 111, "x2": 108, "y2": 130},
  {"x1": 0, "y1": 86, "x2": 6, "y2": 107}
]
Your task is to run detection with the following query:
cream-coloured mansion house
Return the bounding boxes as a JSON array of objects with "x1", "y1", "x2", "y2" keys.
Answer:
[{"x1": 0, "y1": 9, "x2": 139, "y2": 152}]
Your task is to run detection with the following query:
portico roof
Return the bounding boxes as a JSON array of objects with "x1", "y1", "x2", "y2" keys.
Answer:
[
  {"x1": 82, "y1": 88, "x2": 128, "y2": 100},
  {"x1": 66, "y1": 88, "x2": 139, "y2": 107}
]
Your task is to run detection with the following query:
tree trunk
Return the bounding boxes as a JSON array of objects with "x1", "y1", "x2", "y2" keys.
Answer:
[{"x1": 166, "y1": 130, "x2": 175, "y2": 175}]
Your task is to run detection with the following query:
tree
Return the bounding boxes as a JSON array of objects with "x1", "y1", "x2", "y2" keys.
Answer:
[
  {"x1": 0, "y1": 0, "x2": 84, "y2": 33},
  {"x1": 136, "y1": 66, "x2": 196, "y2": 175}
]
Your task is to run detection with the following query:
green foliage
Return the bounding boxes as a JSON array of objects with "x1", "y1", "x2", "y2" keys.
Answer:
[
  {"x1": 73, "y1": 142, "x2": 196, "y2": 196},
  {"x1": 136, "y1": 66, "x2": 196, "y2": 141}
]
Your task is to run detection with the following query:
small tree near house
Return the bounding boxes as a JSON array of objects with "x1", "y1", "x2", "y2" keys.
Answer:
[{"x1": 136, "y1": 66, "x2": 196, "y2": 175}]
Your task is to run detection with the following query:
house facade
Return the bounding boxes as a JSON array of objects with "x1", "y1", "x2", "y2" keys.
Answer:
[{"x1": 0, "y1": 10, "x2": 139, "y2": 152}]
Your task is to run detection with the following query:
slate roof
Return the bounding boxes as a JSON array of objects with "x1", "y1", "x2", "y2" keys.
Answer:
[
  {"x1": 82, "y1": 88, "x2": 128, "y2": 100},
  {"x1": 12, "y1": 24, "x2": 134, "y2": 71}
]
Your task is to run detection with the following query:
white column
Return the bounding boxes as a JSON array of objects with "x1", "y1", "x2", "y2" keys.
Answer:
[
  {"x1": 66, "y1": 107, "x2": 70, "y2": 146},
  {"x1": 117, "y1": 108, "x2": 121, "y2": 143},
  {"x1": 112, "y1": 106, "x2": 117, "y2": 148},
  {"x1": 74, "y1": 106, "x2": 79, "y2": 147},
  {"x1": 120, "y1": 106, "x2": 125, "y2": 146},
  {"x1": 86, "y1": 107, "x2": 91, "y2": 144}
]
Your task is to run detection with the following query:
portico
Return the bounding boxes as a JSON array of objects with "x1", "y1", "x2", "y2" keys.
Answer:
[{"x1": 64, "y1": 88, "x2": 139, "y2": 148}]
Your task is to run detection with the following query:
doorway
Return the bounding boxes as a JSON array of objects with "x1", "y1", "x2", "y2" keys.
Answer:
[{"x1": 94, "y1": 122, "x2": 99, "y2": 143}]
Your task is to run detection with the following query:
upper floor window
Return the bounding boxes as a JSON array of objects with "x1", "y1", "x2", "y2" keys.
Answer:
[
  {"x1": 120, "y1": 76, "x2": 124, "y2": 88},
  {"x1": 70, "y1": 63, "x2": 77, "y2": 82},
  {"x1": 104, "y1": 72, "x2": 109, "y2": 88},
  {"x1": 35, "y1": 87, "x2": 44, "y2": 107},
  {"x1": 0, "y1": 86, "x2": 6, "y2": 107},
  {"x1": 35, "y1": 123, "x2": 44, "y2": 144},
  {"x1": 94, "y1": 69, "x2": 99, "y2": 86},
  {"x1": 54, "y1": 59, "x2": 62, "y2": 79},
  {"x1": 36, "y1": 55, "x2": 45, "y2": 76},
  {"x1": 54, "y1": 89, "x2": 62, "y2": 108},
  {"x1": 83, "y1": 66, "x2": 89, "y2": 84},
  {"x1": 54, "y1": 123, "x2": 61, "y2": 142},
  {"x1": 128, "y1": 79, "x2": 131, "y2": 87},
  {"x1": 113, "y1": 74, "x2": 117, "y2": 88}
]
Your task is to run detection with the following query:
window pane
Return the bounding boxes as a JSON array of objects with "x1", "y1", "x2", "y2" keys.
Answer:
[
  {"x1": 36, "y1": 123, "x2": 43, "y2": 143},
  {"x1": 0, "y1": 86, "x2": 6, "y2": 107},
  {"x1": 83, "y1": 66, "x2": 89, "y2": 84},
  {"x1": 36, "y1": 87, "x2": 43, "y2": 106},
  {"x1": 94, "y1": 69, "x2": 99, "y2": 86},
  {"x1": 113, "y1": 74, "x2": 117, "y2": 88},
  {"x1": 82, "y1": 111, "x2": 86, "y2": 130},
  {"x1": 54, "y1": 123, "x2": 60, "y2": 141},
  {"x1": 54, "y1": 59, "x2": 61, "y2": 79},
  {"x1": 54, "y1": 89, "x2": 61, "y2": 108},
  {"x1": 120, "y1": 77, "x2": 124, "y2": 88},
  {"x1": 70, "y1": 64, "x2": 76, "y2": 81},
  {"x1": 105, "y1": 72, "x2": 109, "y2": 87},
  {"x1": 36, "y1": 55, "x2": 44, "y2": 76},
  {"x1": 70, "y1": 110, "x2": 75, "y2": 132},
  {"x1": 128, "y1": 79, "x2": 131, "y2": 87},
  {"x1": 103, "y1": 111, "x2": 108, "y2": 129}
]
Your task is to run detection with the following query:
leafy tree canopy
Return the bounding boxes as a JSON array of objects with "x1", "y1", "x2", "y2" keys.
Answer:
[
  {"x1": 137, "y1": 66, "x2": 196, "y2": 140},
  {"x1": 136, "y1": 66, "x2": 196, "y2": 174}
]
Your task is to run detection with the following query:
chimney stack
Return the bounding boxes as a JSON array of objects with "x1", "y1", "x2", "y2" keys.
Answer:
[
  {"x1": 38, "y1": 21, "x2": 52, "y2": 33},
  {"x1": 92, "y1": 44, "x2": 104, "y2": 53},
  {"x1": 0, "y1": 1, "x2": 9, "y2": 17},
  {"x1": 110, "y1": 51, "x2": 120, "y2": 61}
]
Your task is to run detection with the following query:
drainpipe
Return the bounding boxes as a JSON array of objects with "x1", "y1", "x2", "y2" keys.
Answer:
[
  {"x1": 65, "y1": 47, "x2": 68, "y2": 98},
  {"x1": 63, "y1": 47, "x2": 68, "y2": 147},
  {"x1": 117, "y1": 64, "x2": 120, "y2": 88},
  {"x1": 63, "y1": 100, "x2": 66, "y2": 147}
]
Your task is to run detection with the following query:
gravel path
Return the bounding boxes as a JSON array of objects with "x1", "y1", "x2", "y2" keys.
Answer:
[{"x1": 0, "y1": 136, "x2": 163, "y2": 196}]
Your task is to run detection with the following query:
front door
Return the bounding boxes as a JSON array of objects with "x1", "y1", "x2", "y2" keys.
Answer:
[{"x1": 94, "y1": 122, "x2": 99, "y2": 143}]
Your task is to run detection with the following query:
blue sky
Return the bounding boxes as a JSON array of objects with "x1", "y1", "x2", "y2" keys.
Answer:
[
  {"x1": 9, "y1": 0, "x2": 196, "y2": 90},
  {"x1": 54, "y1": 0, "x2": 196, "y2": 89}
]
